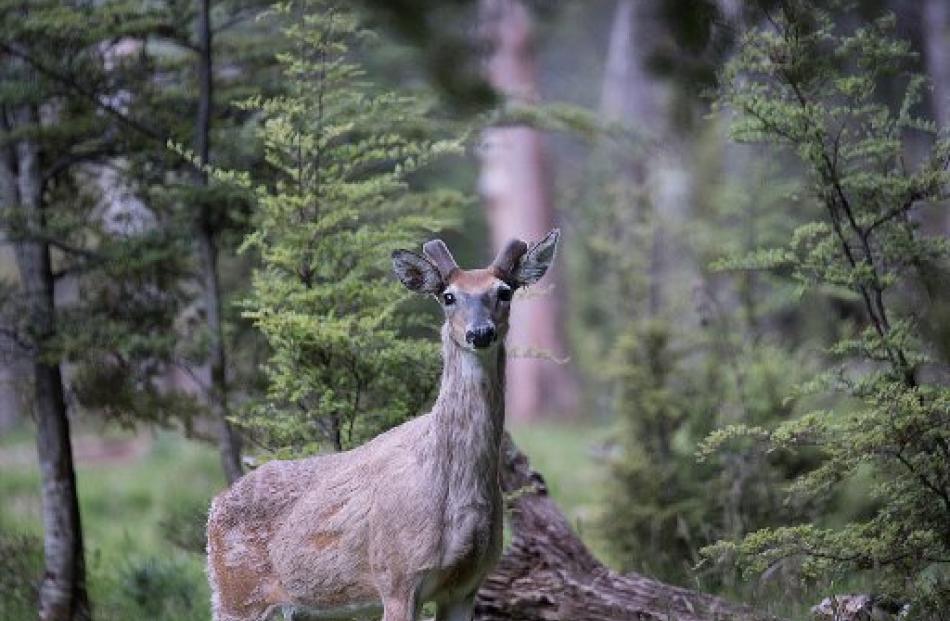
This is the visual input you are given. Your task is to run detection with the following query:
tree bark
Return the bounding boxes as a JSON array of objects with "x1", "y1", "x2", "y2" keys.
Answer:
[
  {"x1": 600, "y1": 0, "x2": 660, "y2": 127},
  {"x1": 2, "y1": 104, "x2": 91, "y2": 621},
  {"x1": 922, "y1": 0, "x2": 950, "y2": 236},
  {"x1": 923, "y1": 0, "x2": 950, "y2": 132},
  {"x1": 478, "y1": 0, "x2": 578, "y2": 422},
  {"x1": 601, "y1": 0, "x2": 695, "y2": 322},
  {"x1": 475, "y1": 435, "x2": 779, "y2": 621},
  {"x1": 195, "y1": 0, "x2": 243, "y2": 485}
]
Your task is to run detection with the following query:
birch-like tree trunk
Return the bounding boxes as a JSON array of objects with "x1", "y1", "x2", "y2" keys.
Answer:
[
  {"x1": 1, "y1": 104, "x2": 90, "y2": 621},
  {"x1": 478, "y1": 0, "x2": 577, "y2": 422},
  {"x1": 195, "y1": 0, "x2": 243, "y2": 484}
]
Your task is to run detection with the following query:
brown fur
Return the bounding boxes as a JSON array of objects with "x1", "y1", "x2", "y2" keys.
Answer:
[
  {"x1": 207, "y1": 320, "x2": 507, "y2": 621},
  {"x1": 208, "y1": 233, "x2": 558, "y2": 621},
  {"x1": 447, "y1": 268, "x2": 502, "y2": 290}
]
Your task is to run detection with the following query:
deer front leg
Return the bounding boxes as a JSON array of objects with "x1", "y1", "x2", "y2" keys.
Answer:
[
  {"x1": 381, "y1": 592, "x2": 421, "y2": 621},
  {"x1": 378, "y1": 575, "x2": 423, "y2": 621},
  {"x1": 435, "y1": 594, "x2": 475, "y2": 621}
]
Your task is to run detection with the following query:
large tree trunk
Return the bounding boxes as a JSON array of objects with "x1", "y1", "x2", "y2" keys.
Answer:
[
  {"x1": 195, "y1": 0, "x2": 243, "y2": 484},
  {"x1": 600, "y1": 0, "x2": 695, "y2": 322},
  {"x1": 2, "y1": 105, "x2": 91, "y2": 621},
  {"x1": 600, "y1": 0, "x2": 666, "y2": 318},
  {"x1": 922, "y1": 0, "x2": 950, "y2": 236},
  {"x1": 923, "y1": 0, "x2": 950, "y2": 131},
  {"x1": 600, "y1": 0, "x2": 660, "y2": 127},
  {"x1": 475, "y1": 435, "x2": 778, "y2": 621},
  {"x1": 478, "y1": 0, "x2": 578, "y2": 422}
]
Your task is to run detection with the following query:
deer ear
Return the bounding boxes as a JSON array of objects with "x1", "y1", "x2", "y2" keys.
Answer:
[
  {"x1": 392, "y1": 250, "x2": 445, "y2": 295},
  {"x1": 510, "y1": 229, "x2": 560, "y2": 287}
]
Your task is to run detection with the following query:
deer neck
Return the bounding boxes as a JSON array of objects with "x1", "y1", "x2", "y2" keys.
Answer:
[{"x1": 432, "y1": 323, "x2": 506, "y2": 488}]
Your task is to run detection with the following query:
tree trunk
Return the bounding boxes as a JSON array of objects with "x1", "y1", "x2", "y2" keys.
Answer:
[
  {"x1": 600, "y1": 0, "x2": 660, "y2": 127},
  {"x1": 475, "y1": 435, "x2": 779, "y2": 621},
  {"x1": 923, "y1": 0, "x2": 950, "y2": 131},
  {"x1": 601, "y1": 0, "x2": 667, "y2": 317},
  {"x1": 922, "y1": 0, "x2": 950, "y2": 236},
  {"x1": 601, "y1": 0, "x2": 695, "y2": 323},
  {"x1": 195, "y1": 0, "x2": 243, "y2": 485},
  {"x1": 0, "y1": 362, "x2": 26, "y2": 432},
  {"x1": 2, "y1": 105, "x2": 91, "y2": 621},
  {"x1": 478, "y1": 0, "x2": 578, "y2": 422}
]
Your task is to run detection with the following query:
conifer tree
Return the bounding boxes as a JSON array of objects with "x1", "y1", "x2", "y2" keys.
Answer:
[
  {"x1": 580, "y1": 137, "x2": 822, "y2": 590},
  {"x1": 131, "y1": 0, "x2": 284, "y2": 483},
  {"x1": 0, "y1": 2, "x2": 191, "y2": 618},
  {"x1": 704, "y1": 1, "x2": 950, "y2": 612},
  {"x1": 227, "y1": 0, "x2": 464, "y2": 455}
]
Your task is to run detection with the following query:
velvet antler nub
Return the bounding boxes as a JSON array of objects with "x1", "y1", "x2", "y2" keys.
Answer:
[
  {"x1": 491, "y1": 238, "x2": 528, "y2": 283},
  {"x1": 422, "y1": 239, "x2": 460, "y2": 280}
]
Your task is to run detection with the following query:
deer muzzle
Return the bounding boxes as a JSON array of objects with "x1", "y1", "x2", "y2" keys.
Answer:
[{"x1": 465, "y1": 324, "x2": 496, "y2": 349}]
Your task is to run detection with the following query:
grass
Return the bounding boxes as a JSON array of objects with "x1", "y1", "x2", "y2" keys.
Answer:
[
  {"x1": 0, "y1": 429, "x2": 223, "y2": 550},
  {"x1": 508, "y1": 419, "x2": 613, "y2": 562},
  {"x1": 0, "y1": 418, "x2": 831, "y2": 620},
  {"x1": 0, "y1": 426, "x2": 223, "y2": 621},
  {"x1": 0, "y1": 419, "x2": 612, "y2": 620}
]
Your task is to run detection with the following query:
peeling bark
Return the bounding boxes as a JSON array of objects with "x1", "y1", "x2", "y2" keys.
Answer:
[{"x1": 475, "y1": 435, "x2": 778, "y2": 621}]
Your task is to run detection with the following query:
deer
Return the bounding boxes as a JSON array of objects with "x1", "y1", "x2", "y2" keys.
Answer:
[{"x1": 206, "y1": 229, "x2": 561, "y2": 621}]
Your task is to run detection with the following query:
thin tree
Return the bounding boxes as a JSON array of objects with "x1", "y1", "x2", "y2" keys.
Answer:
[
  {"x1": 0, "y1": 99, "x2": 90, "y2": 621},
  {"x1": 0, "y1": 3, "x2": 188, "y2": 618},
  {"x1": 705, "y1": 2, "x2": 950, "y2": 610},
  {"x1": 194, "y1": 0, "x2": 244, "y2": 484}
]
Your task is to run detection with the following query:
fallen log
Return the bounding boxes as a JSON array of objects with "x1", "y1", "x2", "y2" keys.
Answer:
[
  {"x1": 812, "y1": 594, "x2": 906, "y2": 621},
  {"x1": 475, "y1": 435, "x2": 780, "y2": 621}
]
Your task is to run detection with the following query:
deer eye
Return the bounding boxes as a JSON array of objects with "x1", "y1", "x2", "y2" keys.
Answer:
[
  {"x1": 442, "y1": 292, "x2": 456, "y2": 306},
  {"x1": 497, "y1": 287, "x2": 513, "y2": 302}
]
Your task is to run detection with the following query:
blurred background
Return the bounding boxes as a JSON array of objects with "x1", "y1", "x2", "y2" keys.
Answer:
[{"x1": 1, "y1": 0, "x2": 949, "y2": 619}]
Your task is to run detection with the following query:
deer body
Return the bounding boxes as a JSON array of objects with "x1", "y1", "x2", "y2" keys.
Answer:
[{"x1": 207, "y1": 231, "x2": 559, "y2": 621}]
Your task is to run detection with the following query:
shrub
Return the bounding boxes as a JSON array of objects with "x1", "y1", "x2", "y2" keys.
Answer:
[
  {"x1": 158, "y1": 496, "x2": 210, "y2": 555},
  {"x1": 0, "y1": 531, "x2": 43, "y2": 619},
  {"x1": 111, "y1": 556, "x2": 205, "y2": 621},
  {"x1": 706, "y1": 1, "x2": 950, "y2": 613}
]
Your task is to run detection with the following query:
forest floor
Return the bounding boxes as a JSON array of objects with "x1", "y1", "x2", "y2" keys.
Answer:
[
  {"x1": 0, "y1": 427, "x2": 220, "y2": 620},
  {"x1": 508, "y1": 420, "x2": 614, "y2": 560},
  {"x1": 0, "y1": 420, "x2": 833, "y2": 620},
  {"x1": 0, "y1": 419, "x2": 613, "y2": 620}
]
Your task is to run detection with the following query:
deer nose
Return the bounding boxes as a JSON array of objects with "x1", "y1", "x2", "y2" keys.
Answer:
[{"x1": 465, "y1": 325, "x2": 496, "y2": 349}]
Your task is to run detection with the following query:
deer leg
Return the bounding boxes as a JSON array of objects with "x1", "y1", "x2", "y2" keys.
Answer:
[
  {"x1": 380, "y1": 586, "x2": 421, "y2": 621},
  {"x1": 434, "y1": 594, "x2": 475, "y2": 621},
  {"x1": 381, "y1": 599, "x2": 417, "y2": 621}
]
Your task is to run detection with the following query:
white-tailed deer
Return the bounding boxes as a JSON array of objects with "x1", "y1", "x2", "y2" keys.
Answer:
[{"x1": 206, "y1": 230, "x2": 560, "y2": 621}]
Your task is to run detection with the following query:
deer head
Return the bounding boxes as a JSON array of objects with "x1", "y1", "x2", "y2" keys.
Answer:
[{"x1": 392, "y1": 229, "x2": 560, "y2": 351}]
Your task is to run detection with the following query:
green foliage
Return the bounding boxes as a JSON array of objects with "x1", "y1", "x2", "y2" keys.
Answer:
[
  {"x1": 228, "y1": 0, "x2": 464, "y2": 454},
  {"x1": 706, "y1": 1, "x2": 950, "y2": 613},
  {"x1": 568, "y1": 123, "x2": 825, "y2": 590},
  {"x1": 0, "y1": 530, "x2": 43, "y2": 620},
  {"x1": 599, "y1": 320, "x2": 719, "y2": 582},
  {"x1": 112, "y1": 556, "x2": 204, "y2": 621},
  {"x1": 0, "y1": 0, "x2": 206, "y2": 426},
  {"x1": 0, "y1": 431, "x2": 221, "y2": 621},
  {"x1": 158, "y1": 495, "x2": 210, "y2": 555},
  {"x1": 130, "y1": 0, "x2": 286, "y2": 431}
]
